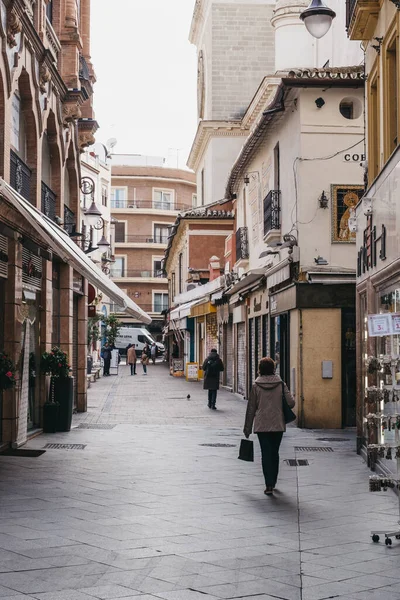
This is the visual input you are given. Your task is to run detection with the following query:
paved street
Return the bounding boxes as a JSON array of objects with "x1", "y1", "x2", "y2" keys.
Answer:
[{"x1": 0, "y1": 363, "x2": 399, "y2": 600}]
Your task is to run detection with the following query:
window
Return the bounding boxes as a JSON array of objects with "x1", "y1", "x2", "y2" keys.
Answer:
[
  {"x1": 178, "y1": 253, "x2": 183, "y2": 293},
  {"x1": 192, "y1": 193, "x2": 197, "y2": 207},
  {"x1": 111, "y1": 188, "x2": 127, "y2": 208},
  {"x1": 110, "y1": 257, "x2": 124, "y2": 277},
  {"x1": 368, "y1": 66, "x2": 380, "y2": 184},
  {"x1": 153, "y1": 259, "x2": 163, "y2": 278},
  {"x1": 101, "y1": 185, "x2": 108, "y2": 207},
  {"x1": 46, "y1": 0, "x2": 53, "y2": 23},
  {"x1": 274, "y1": 143, "x2": 280, "y2": 191},
  {"x1": 385, "y1": 31, "x2": 398, "y2": 159},
  {"x1": 114, "y1": 222, "x2": 125, "y2": 243},
  {"x1": 154, "y1": 190, "x2": 173, "y2": 210},
  {"x1": 171, "y1": 272, "x2": 176, "y2": 299},
  {"x1": 154, "y1": 224, "x2": 171, "y2": 243},
  {"x1": 154, "y1": 293, "x2": 168, "y2": 312}
]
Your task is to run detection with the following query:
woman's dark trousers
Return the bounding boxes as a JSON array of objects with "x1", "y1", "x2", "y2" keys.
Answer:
[
  {"x1": 130, "y1": 363, "x2": 136, "y2": 375},
  {"x1": 257, "y1": 432, "x2": 284, "y2": 487},
  {"x1": 208, "y1": 389, "x2": 217, "y2": 408}
]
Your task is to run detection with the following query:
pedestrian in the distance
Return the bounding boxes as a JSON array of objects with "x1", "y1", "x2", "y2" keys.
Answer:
[
  {"x1": 150, "y1": 342, "x2": 157, "y2": 365},
  {"x1": 127, "y1": 343, "x2": 137, "y2": 376},
  {"x1": 243, "y1": 357, "x2": 295, "y2": 496},
  {"x1": 101, "y1": 342, "x2": 112, "y2": 377},
  {"x1": 141, "y1": 343, "x2": 150, "y2": 375},
  {"x1": 202, "y1": 348, "x2": 224, "y2": 410}
]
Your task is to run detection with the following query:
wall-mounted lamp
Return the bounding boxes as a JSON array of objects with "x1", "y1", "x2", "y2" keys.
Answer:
[
  {"x1": 315, "y1": 97, "x2": 325, "y2": 109},
  {"x1": 238, "y1": 294, "x2": 244, "y2": 302},
  {"x1": 314, "y1": 255, "x2": 328, "y2": 265},
  {"x1": 244, "y1": 176, "x2": 250, "y2": 185},
  {"x1": 319, "y1": 190, "x2": 329, "y2": 209},
  {"x1": 300, "y1": 0, "x2": 336, "y2": 39}
]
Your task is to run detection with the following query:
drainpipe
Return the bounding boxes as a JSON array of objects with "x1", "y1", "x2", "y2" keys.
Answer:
[{"x1": 299, "y1": 308, "x2": 305, "y2": 428}]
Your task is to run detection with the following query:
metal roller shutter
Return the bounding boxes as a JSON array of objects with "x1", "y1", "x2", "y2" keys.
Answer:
[
  {"x1": 72, "y1": 295, "x2": 78, "y2": 410},
  {"x1": 226, "y1": 320, "x2": 233, "y2": 388}
]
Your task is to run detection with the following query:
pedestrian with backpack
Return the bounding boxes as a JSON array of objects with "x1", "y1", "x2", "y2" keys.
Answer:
[{"x1": 202, "y1": 348, "x2": 224, "y2": 410}]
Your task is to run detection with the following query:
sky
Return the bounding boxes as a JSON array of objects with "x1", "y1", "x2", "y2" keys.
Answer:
[{"x1": 90, "y1": 0, "x2": 198, "y2": 169}]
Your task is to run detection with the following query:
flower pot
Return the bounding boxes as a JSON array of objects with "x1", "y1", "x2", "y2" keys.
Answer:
[
  {"x1": 52, "y1": 376, "x2": 73, "y2": 432},
  {"x1": 43, "y1": 402, "x2": 59, "y2": 433}
]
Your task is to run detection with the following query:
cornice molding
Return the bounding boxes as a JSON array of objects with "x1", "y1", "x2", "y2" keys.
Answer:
[
  {"x1": 187, "y1": 120, "x2": 248, "y2": 172},
  {"x1": 241, "y1": 77, "x2": 282, "y2": 132},
  {"x1": 189, "y1": 0, "x2": 204, "y2": 46}
]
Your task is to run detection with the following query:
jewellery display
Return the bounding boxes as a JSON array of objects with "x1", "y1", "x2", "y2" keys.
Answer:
[{"x1": 367, "y1": 356, "x2": 400, "y2": 546}]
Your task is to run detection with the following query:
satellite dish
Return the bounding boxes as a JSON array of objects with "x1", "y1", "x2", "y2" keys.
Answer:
[{"x1": 106, "y1": 138, "x2": 117, "y2": 151}]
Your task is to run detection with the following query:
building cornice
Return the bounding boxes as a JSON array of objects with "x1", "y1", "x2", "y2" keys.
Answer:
[
  {"x1": 189, "y1": 0, "x2": 205, "y2": 45},
  {"x1": 241, "y1": 77, "x2": 283, "y2": 132},
  {"x1": 111, "y1": 175, "x2": 196, "y2": 187},
  {"x1": 187, "y1": 120, "x2": 248, "y2": 172}
]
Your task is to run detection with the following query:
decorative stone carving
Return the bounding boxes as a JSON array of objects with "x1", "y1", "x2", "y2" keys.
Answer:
[
  {"x1": 7, "y1": 7, "x2": 22, "y2": 48},
  {"x1": 78, "y1": 131, "x2": 95, "y2": 152},
  {"x1": 39, "y1": 63, "x2": 51, "y2": 94},
  {"x1": 62, "y1": 101, "x2": 82, "y2": 126}
]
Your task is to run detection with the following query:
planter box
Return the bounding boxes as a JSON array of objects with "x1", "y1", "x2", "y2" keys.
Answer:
[
  {"x1": 43, "y1": 402, "x2": 59, "y2": 433},
  {"x1": 51, "y1": 377, "x2": 73, "y2": 432}
]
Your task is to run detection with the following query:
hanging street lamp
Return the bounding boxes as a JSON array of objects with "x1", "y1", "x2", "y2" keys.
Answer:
[{"x1": 300, "y1": 0, "x2": 336, "y2": 39}]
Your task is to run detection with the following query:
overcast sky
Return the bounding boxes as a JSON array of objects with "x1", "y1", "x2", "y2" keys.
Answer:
[{"x1": 90, "y1": 0, "x2": 198, "y2": 169}]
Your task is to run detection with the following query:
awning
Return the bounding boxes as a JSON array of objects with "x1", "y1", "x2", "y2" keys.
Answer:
[
  {"x1": 225, "y1": 269, "x2": 265, "y2": 296},
  {"x1": 170, "y1": 299, "x2": 201, "y2": 320},
  {"x1": 307, "y1": 271, "x2": 356, "y2": 285},
  {"x1": 0, "y1": 179, "x2": 151, "y2": 324},
  {"x1": 211, "y1": 289, "x2": 224, "y2": 303}
]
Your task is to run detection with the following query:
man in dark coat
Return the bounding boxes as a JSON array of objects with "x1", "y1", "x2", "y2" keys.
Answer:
[
  {"x1": 102, "y1": 342, "x2": 112, "y2": 377},
  {"x1": 202, "y1": 348, "x2": 224, "y2": 410}
]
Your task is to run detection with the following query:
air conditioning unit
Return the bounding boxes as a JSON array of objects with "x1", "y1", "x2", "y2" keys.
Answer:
[{"x1": 187, "y1": 283, "x2": 198, "y2": 291}]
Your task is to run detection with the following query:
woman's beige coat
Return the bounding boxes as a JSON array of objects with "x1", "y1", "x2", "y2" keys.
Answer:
[
  {"x1": 127, "y1": 346, "x2": 137, "y2": 365},
  {"x1": 244, "y1": 375, "x2": 295, "y2": 436}
]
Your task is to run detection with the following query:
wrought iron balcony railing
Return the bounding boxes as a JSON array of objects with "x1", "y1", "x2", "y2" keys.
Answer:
[
  {"x1": 111, "y1": 199, "x2": 191, "y2": 211},
  {"x1": 41, "y1": 182, "x2": 57, "y2": 222},
  {"x1": 10, "y1": 150, "x2": 31, "y2": 202},
  {"x1": 64, "y1": 205, "x2": 76, "y2": 235},
  {"x1": 114, "y1": 234, "x2": 170, "y2": 244},
  {"x1": 263, "y1": 190, "x2": 281, "y2": 236},
  {"x1": 110, "y1": 269, "x2": 166, "y2": 279},
  {"x1": 79, "y1": 54, "x2": 91, "y2": 82},
  {"x1": 236, "y1": 227, "x2": 249, "y2": 261}
]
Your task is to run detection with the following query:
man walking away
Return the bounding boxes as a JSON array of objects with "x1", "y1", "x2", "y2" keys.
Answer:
[
  {"x1": 202, "y1": 348, "x2": 224, "y2": 410},
  {"x1": 127, "y1": 343, "x2": 137, "y2": 375},
  {"x1": 142, "y1": 342, "x2": 150, "y2": 375},
  {"x1": 102, "y1": 342, "x2": 112, "y2": 377},
  {"x1": 151, "y1": 342, "x2": 157, "y2": 365}
]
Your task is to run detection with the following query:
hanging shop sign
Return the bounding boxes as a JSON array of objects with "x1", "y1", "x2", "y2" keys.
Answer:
[
  {"x1": 368, "y1": 313, "x2": 400, "y2": 337},
  {"x1": 73, "y1": 273, "x2": 84, "y2": 294},
  {"x1": 357, "y1": 214, "x2": 387, "y2": 277}
]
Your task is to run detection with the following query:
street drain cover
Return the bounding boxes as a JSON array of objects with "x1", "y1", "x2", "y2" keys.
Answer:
[
  {"x1": 285, "y1": 459, "x2": 309, "y2": 466},
  {"x1": 77, "y1": 424, "x2": 116, "y2": 430},
  {"x1": 295, "y1": 447, "x2": 333, "y2": 452},
  {"x1": 2, "y1": 449, "x2": 45, "y2": 457},
  {"x1": 317, "y1": 437, "x2": 351, "y2": 442},
  {"x1": 44, "y1": 444, "x2": 86, "y2": 450},
  {"x1": 200, "y1": 443, "x2": 236, "y2": 448}
]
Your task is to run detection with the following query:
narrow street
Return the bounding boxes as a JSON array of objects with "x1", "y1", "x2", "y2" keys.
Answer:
[{"x1": 0, "y1": 364, "x2": 399, "y2": 600}]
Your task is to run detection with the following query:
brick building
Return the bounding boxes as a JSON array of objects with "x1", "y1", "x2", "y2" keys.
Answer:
[
  {"x1": 110, "y1": 157, "x2": 196, "y2": 341},
  {"x1": 0, "y1": 1, "x2": 149, "y2": 448}
]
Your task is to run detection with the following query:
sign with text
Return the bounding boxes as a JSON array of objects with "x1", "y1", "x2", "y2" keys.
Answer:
[
  {"x1": 367, "y1": 313, "x2": 400, "y2": 337},
  {"x1": 186, "y1": 363, "x2": 199, "y2": 382}
]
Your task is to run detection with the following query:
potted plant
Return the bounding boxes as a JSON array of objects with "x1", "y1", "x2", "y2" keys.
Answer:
[
  {"x1": 0, "y1": 351, "x2": 16, "y2": 392},
  {"x1": 41, "y1": 347, "x2": 73, "y2": 433}
]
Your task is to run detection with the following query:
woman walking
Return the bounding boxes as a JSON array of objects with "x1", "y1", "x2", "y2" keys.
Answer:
[
  {"x1": 141, "y1": 342, "x2": 150, "y2": 375},
  {"x1": 243, "y1": 357, "x2": 295, "y2": 496}
]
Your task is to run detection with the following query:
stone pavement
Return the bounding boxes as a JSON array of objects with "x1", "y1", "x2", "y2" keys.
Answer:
[{"x1": 0, "y1": 362, "x2": 399, "y2": 600}]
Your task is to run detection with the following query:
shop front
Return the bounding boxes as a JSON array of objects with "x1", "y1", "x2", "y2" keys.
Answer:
[{"x1": 248, "y1": 287, "x2": 269, "y2": 393}]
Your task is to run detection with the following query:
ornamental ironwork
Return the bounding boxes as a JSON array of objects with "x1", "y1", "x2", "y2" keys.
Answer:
[
  {"x1": 235, "y1": 227, "x2": 249, "y2": 260},
  {"x1": 263, "y1": 190, "x2": 281, "y2": 236}
]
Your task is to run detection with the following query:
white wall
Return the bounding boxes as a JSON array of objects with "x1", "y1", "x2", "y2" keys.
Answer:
[{"x1": 315, "y1": 0, "x2": 363, "y2": 68}]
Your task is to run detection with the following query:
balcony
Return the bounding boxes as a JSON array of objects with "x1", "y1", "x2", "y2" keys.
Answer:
[
  {"x1": 10, "y1": 151, "x2": 31, "y2": 202},
  {"x1": 64, "y1": 205, "x2": 76, "y2": 235},
  {"x1": 346, "y1": 0, "x2": 380, "y2": 40},
  {"x1": 41, "y1": 182, "x2": 57, "y2": 222},
  {"x1": 111, "y1": 199, "x2": 191, "y2": 212},
  {"x1": 110, "y1": 269, "x2": 166, "y2": 280},
  {"x1": 79, "y1": 54, "x2": 93, "y2": 97},
  {"x1": 236, "y1": 227, "x2": 249, "y2": 262},
  {"x1": 263, "y1": 190, "x2": 281, "y2": 243},
  {"x1": 115, "y1": 234, "x2": 170, "y2": 245}
]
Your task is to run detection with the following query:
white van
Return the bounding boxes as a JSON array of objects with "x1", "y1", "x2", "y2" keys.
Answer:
[{"x1": 114, "y1": 327, "x2": 164, "y2": 356}]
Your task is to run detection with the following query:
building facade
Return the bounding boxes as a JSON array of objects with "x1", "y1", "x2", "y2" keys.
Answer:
[
  {"x1": 348, "y1": 1, "x2": 400, "y2": 464},
  {"x1": 0, "y1": 0, "x2": 149, "y2": 448},
  {"x1": 110, "y1": 157, "x2": 196, "y2": 341}
]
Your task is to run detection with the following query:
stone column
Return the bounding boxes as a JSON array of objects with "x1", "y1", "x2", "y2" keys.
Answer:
[
  {"x1": 59, "y1": 263, "x2": 73, "y2": 362},
  {"x1": 65, "y1": 0, "x2": 77, "y2": 28},
  {"x1": 80, "y1": 0, "x2": 91, "y2": 59},
  {"x1": 76, "y1": 277, "x2": 87, "y2": 412},
  {"x1": 3, "y1": 238, "x2": 23, "y2": 444}
]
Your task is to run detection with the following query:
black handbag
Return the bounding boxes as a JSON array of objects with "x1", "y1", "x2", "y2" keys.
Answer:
[
  {"x1": 282, "y1": 382, "x2": 296, "y2": 424},
  {"x1": 238, "y1": 439, "x2": 254, "y2": 462}
]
